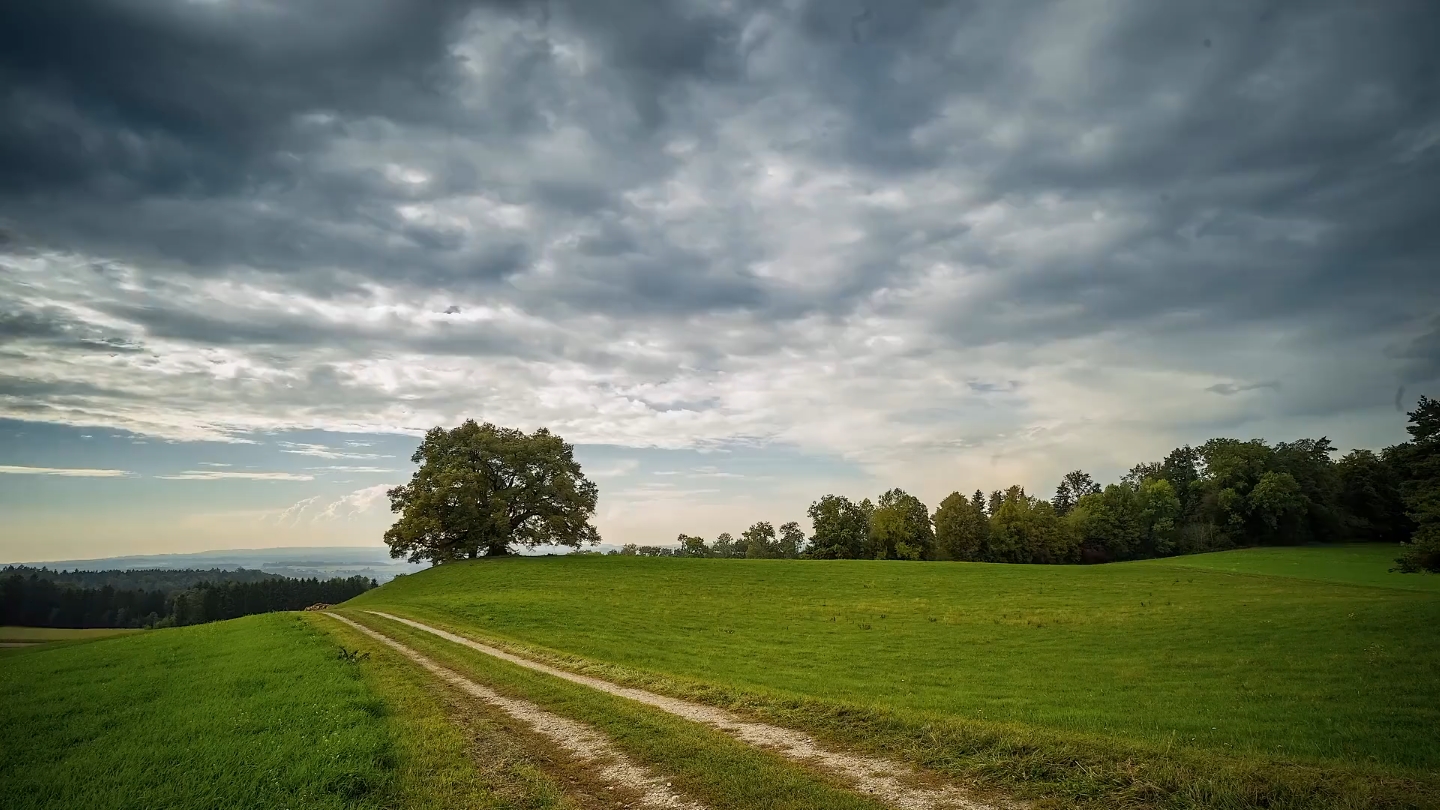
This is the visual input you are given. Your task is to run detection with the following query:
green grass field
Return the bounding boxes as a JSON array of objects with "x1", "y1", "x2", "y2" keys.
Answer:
[
  {"x1": 342, "y1": 609, "x2": 912, "y2": 810},
  {"x1": 1138, "y1": 543, "x2": 1440, "y2": 591},
  {"x1": 0, "y1": 626, "x2": 145, "y2": 657},
  {"x1": 0, "y1": 626, "x2": 146, "y2": 642},
  {"x1": 0, "y1": 612, "x2": 582, "y2": 810},
  {"x1": 5, "y1": 545, "x2": 1436, "y2": 810},
  {"x1": 347, "y1": 544, "x2": 1440, "y2": 807}
]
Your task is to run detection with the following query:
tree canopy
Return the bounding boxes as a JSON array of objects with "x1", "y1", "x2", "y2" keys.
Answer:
[
  {"x1": 384, "y1": 421, "x2": 600, "y2": 563},
  {"x1": 868, "y1": 488, "x2": 935, "y2": 560},
  {"x1": 1395, "y1": 396, "x2": 1440, "y2": 572},
  {"x1": 805, "y1": 494, "x2": 869, "y2": 559}
]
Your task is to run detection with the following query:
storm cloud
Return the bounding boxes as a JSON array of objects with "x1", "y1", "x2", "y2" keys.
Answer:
[{"x1": 1, "y1": 0, "x2": 1437, "y2": 484}]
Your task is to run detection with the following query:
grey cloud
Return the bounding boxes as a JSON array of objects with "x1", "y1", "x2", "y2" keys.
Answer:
[
  {"x1": 1389, "y1": 318, "x2": 1440, "y2": 385},
  {"x1": 0, "y1": 308, "x2": 72, "y2": 341},
  {"x1": 0, "y1": 0, "x2": 755, "y2": 307},
  {"x1": 0, "y1": 0, "x2": 1436, "y2": 459},
  {"x1": 0, "y1": 1, "x2": 481, "y2": 197},
  {"x1": 0, "y1": 375, "x2": 140, "y2": 401},
  {"x1": 1206, "y1": 381, "x2": 1281, "y2": 396},
  {"x1": 967, "y1": 381, "x2": 1022, "y2": 395},
  {"x1": 0, "y1": 303, "x2": 147, "y2": 354}
]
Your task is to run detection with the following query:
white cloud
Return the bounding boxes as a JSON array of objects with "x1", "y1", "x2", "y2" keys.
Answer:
[
  {"x1": 588, "y1": 459, "x2": 640, "y2": 479},
  {"x1": 155, "y1": 470, "x2": 315, "y2": 481},
  {"x1": 273, "y1": 485, "x2": 397, "y2": 525},
  {"x1": 0, "y1": 465, "x2": 134, "y2": 478},
  {"x1": 315, "y1": 485, "x2": 394, "y2": 521},
  {"x1": 276, "y1": 442, "x2": 391, "y2": 460},
  {"x1": 274, "y1": 495, "x2": 322, "y2": 526},
  {"x1": 689, "y1": 466, "x2": 744, "y2": 479}
]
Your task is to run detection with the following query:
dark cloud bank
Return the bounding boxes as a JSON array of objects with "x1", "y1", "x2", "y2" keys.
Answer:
[{"x1": 0, "y1": 0, "x2": 1437, "y2": 468}]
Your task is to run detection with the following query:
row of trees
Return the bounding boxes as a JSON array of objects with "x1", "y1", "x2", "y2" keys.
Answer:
[
  {"x1": 0, "y1": 573, "x2": 375, "y2": 629},
  {"x1": 644, "y1": 397, "x2": 1440, "y2": 571},
  {"x1": 379, "y1": 401, "x2": 1437, "y2": 572}
]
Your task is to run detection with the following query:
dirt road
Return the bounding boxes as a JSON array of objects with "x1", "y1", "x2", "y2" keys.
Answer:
[{"x1": 361, "y1": 610, "x2": 1010, "y2": 810}]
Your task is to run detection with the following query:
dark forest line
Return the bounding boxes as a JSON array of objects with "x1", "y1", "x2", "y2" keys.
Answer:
[
  {"x1": 0, "y1": 566, "x2": 282, "y2": 592},
  {"x1": 0, "y1": 574, "x2": 375, "y2": 629}
]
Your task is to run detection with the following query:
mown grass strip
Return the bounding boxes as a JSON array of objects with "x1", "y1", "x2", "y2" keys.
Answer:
[
  {"x1": 352, "y1": 604, "x2": 1440, "y2": 810},
  {"x1": 343, "y1": 609, "x2": 912, "y2": 810}
]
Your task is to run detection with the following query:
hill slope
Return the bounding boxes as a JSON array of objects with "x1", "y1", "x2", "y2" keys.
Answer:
[
  {"x1": 345, "y1": 547, "x2": 1440, "y2": 806},
  {"x1": 0, "y1": 613, "x2": 573, "y2": 810}
]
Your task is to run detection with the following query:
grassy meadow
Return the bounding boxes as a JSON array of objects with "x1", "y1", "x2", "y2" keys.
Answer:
[
  {"x1": 347, "y1": 545, "x2": 1440, "y2": 806},
  {"x1": 0, "y1": 611, "x2": 585, "y2": 810},
  {"x1": 0, "y1": 626, "x2": 146, "y2": 642},
  {"x1": 5, "y1": 545, "x2": 1435, "y2": 810},
  {"x1": 0, "y1": 626, "x2": 144, "y2": 657},
  {"x1": 343, "y1": 609, "x2": 911, "y2": 810},
  {"x1": 1138, "y1": 543, "x2": 1440, "y2": 591}
]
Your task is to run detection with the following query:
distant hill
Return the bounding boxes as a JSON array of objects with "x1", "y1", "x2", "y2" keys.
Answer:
[
  {"x1": 11, "y1": 543, "x2": 622, "y2": 583},
  {"x1": 18, "y1": 547, "x2": 427, "y2": 584}
]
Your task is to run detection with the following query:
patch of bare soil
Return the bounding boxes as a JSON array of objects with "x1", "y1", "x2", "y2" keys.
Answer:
[
  {"x1": 328, "y1": 613, "x2": 705, "y2": 810},
  {"x1": 366, "y1": 610, "x2": 1012, "y2": 810}
]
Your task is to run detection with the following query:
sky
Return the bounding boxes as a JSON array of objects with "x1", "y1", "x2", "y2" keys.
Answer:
[{"x1": 1, "y1": 0, "x2": 1438, "y2": 563}]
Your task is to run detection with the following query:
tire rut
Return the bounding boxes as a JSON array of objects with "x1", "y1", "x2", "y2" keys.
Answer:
[
  {"x1": 327, "y1": 613, "x2": 706, "y2": 810},
  {"x1": 364, "y1": 610, "x2": 1012, "y2": 810}
]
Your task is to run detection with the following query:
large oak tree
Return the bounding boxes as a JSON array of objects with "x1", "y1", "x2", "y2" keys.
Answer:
[{"x1": 384, "y1": 421, "x2": 600, "y2": 563}]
